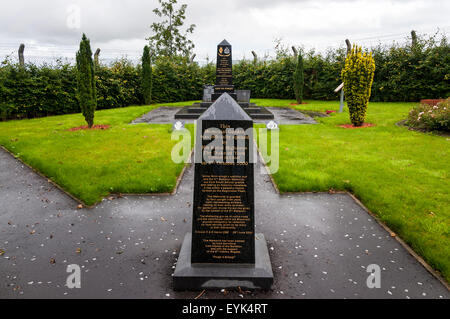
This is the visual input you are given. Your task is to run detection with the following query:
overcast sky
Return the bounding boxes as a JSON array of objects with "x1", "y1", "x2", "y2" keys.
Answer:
[{"x1": 0, "y1": 0, "x2": 448, "y2": 64}]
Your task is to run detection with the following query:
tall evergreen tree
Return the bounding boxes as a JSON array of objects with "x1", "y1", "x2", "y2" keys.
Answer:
[
  {"x1": 142, "y1": 46, "x2": 153, "y2": 105},
  {"x1": 293, "y1": 52, "x2": 304, "y2": 104},
  {"x1": 76, "y1": 34, "x2": 97, "y2": 128}
]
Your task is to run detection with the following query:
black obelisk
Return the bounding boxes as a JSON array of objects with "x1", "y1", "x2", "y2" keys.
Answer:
[
  {"x1": 212, "y1": 40, "x2": 237, "y2": 101},
  {"x1": 173, "y1": 94, "x2": 273, "y2": 291}
]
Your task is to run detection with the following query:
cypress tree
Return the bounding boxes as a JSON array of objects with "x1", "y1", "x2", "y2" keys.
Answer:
[
  {"x1": 76, "y1": 34, "x2": 97, "y2": 128},
  {"x1": 142, "y1": 46, "x2": 153, "y2": 105},
  {"x1": 293, "y1": 52, "x2": 304, "y2": 104}
]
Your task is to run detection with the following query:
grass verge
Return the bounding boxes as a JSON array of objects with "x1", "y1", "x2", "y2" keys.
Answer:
[
  {"x1": 0, "y1": 102, "x2": 195, "y2": 205},
  {"x1": 256, "y1": 99, "x2": 449, "y2": 282}
]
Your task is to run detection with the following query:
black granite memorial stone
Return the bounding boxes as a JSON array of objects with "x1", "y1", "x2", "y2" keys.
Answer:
[
  {"x1": 191, "y1": 97, "x2": 255, "y2": 264},
  {"x1": 173, "y1": 93, "x2": 273, "y2": 290},
  {"x1": 213, "y1": 40, "x2": 237, "y2": 101},
  {"x1": 174, "y1": 40, "x2": 274, "y2": 122}
]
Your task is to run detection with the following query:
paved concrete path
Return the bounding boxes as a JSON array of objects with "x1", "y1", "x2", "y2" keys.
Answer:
[
  {"x1": 132, "y1": 107, "x2": 317, "y2": 125},
  {"x1": 0, "y1": 148, "x2": 448, "y2": 299}
]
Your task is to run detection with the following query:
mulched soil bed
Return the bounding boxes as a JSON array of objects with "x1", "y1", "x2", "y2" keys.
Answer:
[
  {"x1": 68, "y1": 125, "x2": 111, "y2": 132},
  {"x1": 339, "y1": 123, "x2": 376, "y2": 129}
]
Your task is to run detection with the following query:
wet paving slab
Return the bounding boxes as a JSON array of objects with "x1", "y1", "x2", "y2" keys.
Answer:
[
  {"x1": 0, "y1": 148, "x2": 448, "y2": 299},
  {"x1": 131, "y1": 106, "x2": 317, "y2": 125}
]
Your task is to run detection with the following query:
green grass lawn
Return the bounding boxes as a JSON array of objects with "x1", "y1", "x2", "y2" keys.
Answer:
[
  {"x1": 0, "y1": 101, "x2": 196, "y2": 205},
  {"x1": 0, "y1": 99, "x2": 448, "y2": 282},
  {"x1": 255, "y1": 99, "x2": 450, "y2": 282}
]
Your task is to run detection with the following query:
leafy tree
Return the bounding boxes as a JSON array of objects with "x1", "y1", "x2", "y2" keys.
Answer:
[
  {"x1": 342, "y1": 46, "x2": 376, "y2": 126},
  {"x1": 141, "y1": 46, "x2": 153, "y2": 105},
  {"x1": 293, "y1": 52, "x2": 305, "y2": 104},
  {"x1": 147, "y1": 0, "x2": 196, "y2": 57},
  {"x1": 76, "y1": 34, "x2": 97, "y2": 128}
]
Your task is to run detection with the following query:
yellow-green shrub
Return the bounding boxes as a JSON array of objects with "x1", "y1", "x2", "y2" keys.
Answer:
[{"x1": 342, "y1": 46, "x2": 376, "y2": 126}]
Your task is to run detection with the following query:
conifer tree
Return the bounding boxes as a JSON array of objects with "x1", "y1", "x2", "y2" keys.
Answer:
[
  {"x1": 76, "y1": 34, "x2": 97, "y2": 128},
  {"x1": 142, "y1": 45, "x2": 153, "y2": 105}
]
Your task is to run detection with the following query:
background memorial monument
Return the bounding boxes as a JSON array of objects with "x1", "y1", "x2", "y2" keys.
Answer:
[
  {"x1": 212, "y1": 40, "x2": 237, "y2": 101},
  {"x1": 175, "y1": 40, "x2": 274, "y2": 120},
  {"x1": 173, "y1": 93, "x2": 274, "y2": 291}
]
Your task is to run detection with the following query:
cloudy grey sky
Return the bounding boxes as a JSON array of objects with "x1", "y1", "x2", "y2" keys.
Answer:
[{"x1": 0, "y1": 0, "x2": 448, "y2": 64}]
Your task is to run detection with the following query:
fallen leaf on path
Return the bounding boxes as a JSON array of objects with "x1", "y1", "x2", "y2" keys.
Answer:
[
  {"x1": 0, "y1": 249, "x2": 5, "y2": 256},
  {"x1": 50, "y1": 258, "x2": 56, "y2": 264},
  {"x1": 194, "y1": 290, "x2": 206, "y2": 300},
  {"x1": 76, "y1": 248, "x2": 82, "y2": 254}
]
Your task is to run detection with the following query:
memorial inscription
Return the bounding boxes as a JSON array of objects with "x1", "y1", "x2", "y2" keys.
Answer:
[
  {"x1": 192, "y1": 94, "x2": 255, "y2": 264},
  {"x1": 173, "y1": 90, "x2": 273, "y2": 292}
]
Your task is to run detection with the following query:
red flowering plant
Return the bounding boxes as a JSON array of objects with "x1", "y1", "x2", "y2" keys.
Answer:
[{"x1": 407, "y1": 98, "x2": 449, "y2": 132}]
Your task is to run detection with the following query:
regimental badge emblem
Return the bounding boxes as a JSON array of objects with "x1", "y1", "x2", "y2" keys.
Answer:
[{"x1": 218, "y1": 46, "x2": 231, "y2": 57}]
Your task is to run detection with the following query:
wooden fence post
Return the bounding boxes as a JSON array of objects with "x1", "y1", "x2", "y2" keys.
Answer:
[
  {"x1": 292, "y1": 46, "x2": 298, "y2": 59},
  {"x1": 18, "y1": 44, "x2": 25, "y2": 66},
  {"x1": 94, "y1": 48, "x2": 101, "y2": 66},
  {"x1": 345, "y1": 39, "x2": 352, "y2": 54},
  {"x1": 251, "y1": 51, "x2": 257, "y2": 64},
  {"x1": 411, "y1": 30, "x2": 418, "y2": 48}
]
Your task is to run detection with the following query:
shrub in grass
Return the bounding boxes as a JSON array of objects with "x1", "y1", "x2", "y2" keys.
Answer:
[
  {"x1": 342, "y1": 46, "x2": 376, "y2": 126},
  {"x1": 407, "y1": 98, "x2": 449, "y2": 132},
  {"x1": 293, "y1": 52, "x2": 304, "y2": 104},
  {"x1": 76, "y1": 34, "x2": 97, "y2": 128},
  {"x1": 141, "y1": 45, "x2": 153, "y2": 105}
]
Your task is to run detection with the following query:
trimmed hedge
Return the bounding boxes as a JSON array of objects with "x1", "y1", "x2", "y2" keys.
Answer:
[{"x1": 1, "y1": 34, "x2": 448, "y2": 120}]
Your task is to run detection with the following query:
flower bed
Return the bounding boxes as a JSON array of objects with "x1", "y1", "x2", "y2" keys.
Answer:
[{"x1": 407, "y1": 98, "x2": 449, "y2": 132}]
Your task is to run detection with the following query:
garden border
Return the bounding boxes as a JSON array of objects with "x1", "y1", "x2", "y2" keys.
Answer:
[{"x1": 0, "y1": 146, "x2": 193, "y2": 209}]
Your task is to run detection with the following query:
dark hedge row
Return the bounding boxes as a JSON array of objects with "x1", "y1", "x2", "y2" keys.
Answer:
[
  {"x1": 1, "y1": 35, "x2": 448, "y2": 120},
  {"x1": 0, "y1": 56, "x2": 213, "y2": 120}
]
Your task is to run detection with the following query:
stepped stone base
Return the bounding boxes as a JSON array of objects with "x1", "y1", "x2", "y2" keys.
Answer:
[
  {"x1": 173, "y1": 233, "x2": 274, "y2": 291},
  {"x1": 174, "y1": 102, "x2": 275, "y2": 120}
]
